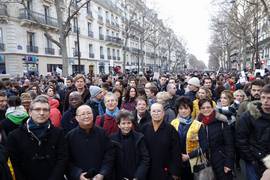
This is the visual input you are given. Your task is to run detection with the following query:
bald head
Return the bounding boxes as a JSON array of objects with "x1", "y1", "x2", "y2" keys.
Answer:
[{"x1": 76, "y1": 104, "x2": 92, "y2": 115}]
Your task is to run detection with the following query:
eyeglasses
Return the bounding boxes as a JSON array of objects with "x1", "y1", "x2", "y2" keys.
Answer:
[
  {"x1": 77, "y1": 112, "x2": 92, "y2": 117},
  {"x1": 31, "y1": 108, "x2": 50, "y2": 112}
]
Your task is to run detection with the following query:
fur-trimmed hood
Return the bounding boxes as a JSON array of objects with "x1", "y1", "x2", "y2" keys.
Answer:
[
  {"x1": 215, "y1": 111, "x2": 229, "y2": 123},
  {"x1": 247, "y1": 100, "x2": 263, "y2": 120}
]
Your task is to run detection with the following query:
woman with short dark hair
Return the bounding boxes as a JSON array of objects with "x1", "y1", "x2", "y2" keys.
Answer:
[{"x1": 171, "y1": 96, "x2": 207, "y2": 180}]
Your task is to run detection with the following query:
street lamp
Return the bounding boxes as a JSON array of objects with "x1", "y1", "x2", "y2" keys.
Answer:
[{"x1": 74, "y1": 0, "x2": 81, "y2": 73}]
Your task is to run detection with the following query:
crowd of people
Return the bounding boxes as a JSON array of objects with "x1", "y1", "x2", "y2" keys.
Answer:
[{"x1": 0, "y1": 70, "x2": 270, "y2": 180}]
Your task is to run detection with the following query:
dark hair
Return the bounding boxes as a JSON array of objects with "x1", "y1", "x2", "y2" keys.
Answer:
[
  {"x1": 45, "y1": 85, "x2": 56, "y2": 95},
  {"x1": 149, "y1": 85, "x2": 158, "y2": 96},
  {"x1": 66, "y1": 76, "x2": 73, "y2": 82},
  {"x1": 116, "y1": 110, "x2": 134, "y2": 124},
  {"x1": 251, "y1": 79, "x2": 265, "y2": 88},
  {"x1": 101, "y1": 82, "x2": 110, "y2": 91},
  {"x1": 124, "y1": 86, "x2": 138, "y2": 102},
  {"x1": 112, "y1": 88, "x2": 122, "y2": 96},
  {"x1": 0, "y1": 90, "x2": 7, "y2": 97},
  {"x1": 137, "y1": 85, "x2": 146, "y2": 97},
  {"x1": 198, "y1": 98, "x2": 214, "y2": 109},
  {"x1": 261, "y1": 84, "x2": 270, "y2": 94},
  {"x1": 175, "y1": 96, "x2": 193, "y2": 113},
  {"x1": 8, "y1": 96, "x2": 21, "y2": 107},
  {"x1": 135, "y1": 96, "x2": 148, "y2": 106},
  {"x1": 203, "y1": 77, "x2": 212, "y2": 84}
]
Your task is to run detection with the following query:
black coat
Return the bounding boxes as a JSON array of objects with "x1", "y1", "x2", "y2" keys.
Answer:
[
  {"x1": 0, "y1": 127, "x2": 12, "y2": 180},
  {"x1": 184, "y1": 91, "x2": 197, "y2": 101},
  {"x1": 66, "y1": 126, "x2": 114, "y2": 180},
  {"x1": 141, "y1": 121, "x2": 181, "y2": 180},
  {"x1": 7, "y1": 123, "x2": 68, "y2": 180},
  {"x1": 198, "y1": 112, "x2": 235, "y2": 180},
  {"x1": 236, "y1": 101, "x2": 270, "y2": 176},
  {"x1": 85, "y1": 99, "x2": 106, "y2": 122},
  {"x1": 133, "y1": 110, "x2": 151, "y2": 132},
  {"x1": 110, "y1": 130, "x2": 150, "y2": 180},
  {"x1": 61, "y1": 107, "x2": 78, "y2": 134}
]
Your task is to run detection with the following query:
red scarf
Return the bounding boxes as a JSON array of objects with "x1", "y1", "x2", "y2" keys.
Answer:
[{"x1": 198, "y1": 111, "x2": 216, "y2": 125}]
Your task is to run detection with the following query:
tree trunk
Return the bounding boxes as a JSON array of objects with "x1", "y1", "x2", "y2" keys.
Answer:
[{"x1": 55, "y1": 0, "x2": 69, "y2": 76}]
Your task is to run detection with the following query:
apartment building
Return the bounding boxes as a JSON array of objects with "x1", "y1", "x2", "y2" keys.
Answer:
[{"x1": 0, "y1": 0, "x2": 123, "y2": 76}]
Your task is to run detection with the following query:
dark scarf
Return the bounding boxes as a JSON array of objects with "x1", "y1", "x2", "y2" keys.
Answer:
[
  {"x1": 28, "y1": 118, "x2": 50, "y2": 139},
  {"x1": 198, "y1": 111, "x2": 216, "y2": 125}
]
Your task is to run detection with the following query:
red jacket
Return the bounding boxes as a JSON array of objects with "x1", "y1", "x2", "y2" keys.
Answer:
[
  {"x1": 95, "y1": 114, "x2": 118, "y2": 135},
  {"x1": 49, "y1": 98, "x2": 62, "y2": 128}
]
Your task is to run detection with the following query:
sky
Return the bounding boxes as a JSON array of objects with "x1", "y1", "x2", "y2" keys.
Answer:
[{"x1": 146, "y1": 0, "x2": 213, "y2": 65}]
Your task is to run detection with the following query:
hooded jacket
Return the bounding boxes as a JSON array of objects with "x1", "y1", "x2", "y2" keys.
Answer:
[
  {"x1": 49, "y1": 99, "x2": 62, "y2": 128},
  {"x1": 236, "y1": 101, "x2": 270, "y2": 176},
  {"x1": 0, "y1": 106, "x2": 28, "y2": 135}
]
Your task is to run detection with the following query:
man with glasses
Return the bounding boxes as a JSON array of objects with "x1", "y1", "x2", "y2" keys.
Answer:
[
  {"x1": 7, "y1": 95, "x2": 68, "y2": 180},
  {"x1": 66, "y1": 105, "x2": 114, "y2": 180}
]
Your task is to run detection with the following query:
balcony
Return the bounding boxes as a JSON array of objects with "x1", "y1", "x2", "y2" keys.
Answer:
[
  {"x1": 108, "y1": 55, "x2": 111, "y2": 59},
  {"x1": 113, "y1": 56, "x2": 116, "y2": 60},
  {"x1": 89, "y1": 53, "x2": 94, "y2": 58},
  {"x1": 19, "y1": 8, "x2": 58, "y2": 28},
  {"x1": 88, "y1": 31, "x2": 93, "y2": 38},
  {"x1": 98, "y1": 15, "x2": 103, "y2": 24},
  {"x1": 86, "y1": 11, "x2": 93, "y2": 20},
  {"x1": 106, "y1": 36, "x2": 123, "y2": 47},
  {"x1": 0, "y1": 43, "x2": 5, "y2": 51},
  {"x1": 27, "y1": 45, "x2": 38, "y2": 53},
  {"x1": 99, "y1": 34, "x2": 104, "y2": 40},
  {"x1": 100, "y1": 54, "x2": 104, "y2": 59},
  {"x1": 45, "y1": 48, "x2": 55, "y2": 55}
]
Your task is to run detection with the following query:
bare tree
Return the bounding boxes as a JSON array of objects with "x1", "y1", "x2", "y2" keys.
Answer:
[{"x1": 2, "y1": 0, "x2": 91, "y2": 76}]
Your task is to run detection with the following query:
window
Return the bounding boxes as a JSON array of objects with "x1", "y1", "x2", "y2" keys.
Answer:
[
  {"x1": 100, "y1": 46, "x2": 104, "y2": 55},
  {"x1": 99, "y1": 27, "x2": 103, "y2": 35},
  {"x1": 106, "y1": 29, "x2": 109, "y2": 36},
  {"x1": 117, "y1": 49, "x2": 120, "y2": 57},
  {"x1": 112, "y1": 49, "x2": 116, "y2": 57},
  {"x1": 47, "y1": 64, "x2": 62, "y2": 73},
  {"x1": 27, "y1": 32, "x2": 35, "y2": 46},
  {"x1": 88, "y1": 22, "x2": 92, "y2": 31},
  {"x1": 116, "y1": 33, "x2": 119, "y2": 37},
  {"x1": 107, "y1": 48, "x2": 111, "y2": 56},
  {"x1": 72, "y1": 65, "x2": 85, "y2": 74},
  {"x1": 112, "y1": 31, "x2": 115, "y2": 37},
  {"x1": 73, "y1": 17, "x2": 78, "y2": 32},
  {"x1": 46, "y1": 36, "x2": 52, "y2": 48},
  {"x1": 89, "y1": 44, "x2": 93, "y2": 54},
  {"x1": 44, "y1": 6, "x2": 50, "y2": 23},
  {"x1": 27, "y1": 0, "x2": 32, "y2": 10},
  {"x1": 0, "y1": 28, "x2": 3, "y2": 43}
]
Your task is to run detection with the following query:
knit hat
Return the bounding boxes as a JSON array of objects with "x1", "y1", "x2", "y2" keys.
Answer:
[
  {"x1": 89, "y1": 86, "x2": 102, "y2": 97},
  {"x1": 20, "y1": 93, "x2": 32, "y2": 102},
  {"x1": 188, "y1": 77, "x2": 200, "y2": 87}
]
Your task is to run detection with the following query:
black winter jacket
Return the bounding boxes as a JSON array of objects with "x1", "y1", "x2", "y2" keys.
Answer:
[
  {"x1": 198, "y1": 112, "x2": 235, "y2": 180},
  {"x1": 236, "y1": 101, "x2": 270, "y2": 176},
  {"x1": 7, "y1": 122, "x2": 68, "y2": 180},
  {"x1": 141, "y1": 121, "x2": 182, "y2": 180},
  {"x1": 133, "y1": 110, "x2": 151, "y2": 132},
  {"x1": 110, "y1": 130, "x2": 150, "y2": 180},
  {"x1": 66, "y1": 126, "x2": 114, "y2": 180},
  {"x1": 61, "y1": 107, "x2": 78, "y2": 134}
]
